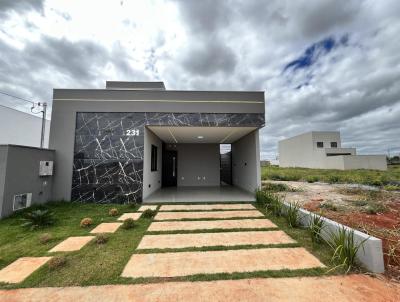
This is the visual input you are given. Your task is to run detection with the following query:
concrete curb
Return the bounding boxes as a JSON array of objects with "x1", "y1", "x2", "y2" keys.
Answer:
[{"x1": 281, "y1": 202, "x2": 385, "y2": 273}]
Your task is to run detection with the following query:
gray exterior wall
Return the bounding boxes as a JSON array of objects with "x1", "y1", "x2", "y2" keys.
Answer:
[
  {"x1": 50, "y1": 87, "x2": 265, "y2": 202},
  {"x1": 142, "y1": 128, "x2": 162, "y2": 199},
  {"x1": 232, "y1": 130, "x2": 261, "y2": 193},
  {"x1": 0, "y1": 145, "x2": 55, "y2": 219},
  {"x1": 172, "y1": 144, "x2": 220, "y2": 186}
]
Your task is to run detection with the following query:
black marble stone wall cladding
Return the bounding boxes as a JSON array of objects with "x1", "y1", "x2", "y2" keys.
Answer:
[{"x1": 72, "y1": 112, "x2": 265, "y2": 203}]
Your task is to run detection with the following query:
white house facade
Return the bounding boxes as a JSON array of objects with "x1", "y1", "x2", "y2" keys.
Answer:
[{"x1": 278, "y1": 131, "x2": 387, "y2": 171}]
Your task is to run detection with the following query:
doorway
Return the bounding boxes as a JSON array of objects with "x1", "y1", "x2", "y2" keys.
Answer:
[{"x1": 162, "y1": 150, "x2": 177, "y2": 187}]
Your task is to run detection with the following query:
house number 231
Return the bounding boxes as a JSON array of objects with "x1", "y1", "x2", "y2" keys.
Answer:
[{"x1": 126, "y1": 129, "x2": 140, "y2": 136}]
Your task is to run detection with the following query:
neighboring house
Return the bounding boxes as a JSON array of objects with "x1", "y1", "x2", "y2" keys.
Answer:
[
  {"x1": 49, "y1": 81, "x2": 265, "y2": 203},
  {"x1": 0, "y1": 105, "x2": 50, "y2": 148},
  {"x1": 278, "y1": 131, "x2": 387, "y2": 171}
]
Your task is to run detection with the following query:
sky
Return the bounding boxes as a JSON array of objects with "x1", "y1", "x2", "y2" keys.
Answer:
[{"x1": 0, "y1": 0, "x2": 399, "y2": 160}]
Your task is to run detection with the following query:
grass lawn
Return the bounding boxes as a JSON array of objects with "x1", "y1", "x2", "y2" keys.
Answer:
[
  {"x1": 262, "y1": 165, "x2": 400, "y2": 186},
  {"x1": 0, "y1": 201, "x2": 348, "y2": 289}
]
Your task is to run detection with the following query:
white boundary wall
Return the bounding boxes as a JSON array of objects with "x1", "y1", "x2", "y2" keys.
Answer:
[{"x1": 282, "y1": 202, "x2": 385, "y2": 273}]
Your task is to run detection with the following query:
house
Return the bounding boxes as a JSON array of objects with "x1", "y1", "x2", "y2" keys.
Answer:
[
  {"x1": 278, "y1": 131, "x2": 387, "y2": 171},
  {"x1": 49, "y1": 81, "x2": 265, "y2": 203},
  {"x1": 0, "y1": 105, "x2": 50, "y2": 148}
]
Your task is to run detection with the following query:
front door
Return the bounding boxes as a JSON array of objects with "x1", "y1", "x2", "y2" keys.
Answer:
[{"x1": 162, "y1": 150, "x2": 177, "y2": 187}]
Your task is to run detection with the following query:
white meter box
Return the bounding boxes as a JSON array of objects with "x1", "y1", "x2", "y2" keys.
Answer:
[{"x1": 39, "y1": 161, "x2": 54, "y2": 176}]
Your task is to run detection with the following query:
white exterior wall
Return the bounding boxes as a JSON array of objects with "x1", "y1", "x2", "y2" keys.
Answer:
[
  {"x1": 232, "y1": 130, "x2": 261, "y2": 192},
  {"x1": 342, "y1": 155, "x2": 387, "y2": 171},
  {"x1": 0, "y1": 106, "x2": 50, "y2": 148},
  {"x1": 175, "y1": 144, "x2": 220, "y2": 187},
  {"x1": 142, "y1": 128, "x2": 162, "y2": 199},
  {"x1": 279, "y1": 131, "x2": 387, "y2": 170}
]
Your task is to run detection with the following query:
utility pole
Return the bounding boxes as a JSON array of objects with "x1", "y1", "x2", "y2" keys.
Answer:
[{"x1": 39, "y1": 102, "x2": 47, "y2": 148}]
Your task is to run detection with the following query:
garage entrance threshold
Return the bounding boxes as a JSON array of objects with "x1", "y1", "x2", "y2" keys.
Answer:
[{"x1": 143, "y1": 186, "x2": 255, "y2": 203}]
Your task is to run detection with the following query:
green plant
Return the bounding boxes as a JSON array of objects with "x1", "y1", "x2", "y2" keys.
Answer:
[
  {"x1": 121, "y1": 218, "x2": 135, "y2": 229},
  {"x1": 95, "y1": 233, "x2": 109, "y2": 244},
  {"x1": 306, "y1": 176, "x2": 319, "y2": 183},
  {"x1": 263, "y1": 182, "x2": 293, "y2": 192},
  {"x1": 285, "y1": 202, "x2": 301, "y2": 228},
  {"x1": 269, "y1": 195, "x2": 284, "y2": 216},
  {"x1": 21, "y1": 209, "x2": 55, "y2": 230},
  {"x1": 109, "y1": 208, "x2": 119, "y2": 216},
  {"x1": 39, "y1": 233, "x2": 53, "y2": 244},
  {"x1": 127, "y1": 201, "x2": 138, "y2": 208},
  {"x1": 328, "y1": 175, "x2": 340, "y2": 183},
  {"x1": 353, "y1": 200, "x2": 368, "y2": 207},
  {"x1": 48, "y1": 256, "x2": 67, "y2": 270},
  {"x1": 319, "y1": 201, "x2": 338, "y2": 211},
  {"x1": 384, "y1": 184, "x2": 400, "y2": 191},
  {"x1": 80, "y1": 217, "x2": 93, "y2": 228},
  {"x1": 326, "y1": 227, "x2": 367, "y2": 272},
  {"x1": 309, "y1": 214, "x2": 325, "y2": 243},
  {"x1": 364, "y1": 202, "x2": 386, "y2": 215},
  {"x1": 141, "y1": 209, "x2": 156, "y2": 219},
  {"x1": 255, "y1": 188, "x2": 266, "y2": 205}
]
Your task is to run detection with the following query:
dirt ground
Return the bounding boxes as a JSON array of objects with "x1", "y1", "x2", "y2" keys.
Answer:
[{"x1": 263, "y1": 180, "x2": 400, "y2": 282}]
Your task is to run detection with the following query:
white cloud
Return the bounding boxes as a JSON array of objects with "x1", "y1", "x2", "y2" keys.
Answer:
[{"x1": 0, "y1": 0, "x2": 399, "y2": 158}]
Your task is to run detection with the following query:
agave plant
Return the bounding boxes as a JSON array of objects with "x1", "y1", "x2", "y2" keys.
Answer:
[
  {"x1": 327, "y1": 227, "x2": 367, "y2": 273},
  {"x1": 285, "y1": 202, "x2": 300, "y2": 228},
  {"x1": 21, "y1": 209, "x2": 55, "y2": 230},
  {"x1": 309, "y1": 213, "x2": 325, "y2": 243}
]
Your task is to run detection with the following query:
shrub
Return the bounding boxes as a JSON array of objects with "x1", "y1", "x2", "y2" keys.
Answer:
[
  {"x1": 142, "y1": 209, "x2": 156, "y2": 219},
  {"x1": 108, "y1": 208, "x2": 119, "y2": 216},
  {"x1": 309, "y1": 214, "x2": 325, "y2": 243},
  {"x1": 328, "y1": 175, "x2": 340, "y2": 184},
  {"x1": 95, "y1": 233, "x2": 109, "y2": 244},
  {"x1": 80, "y1": 217, "x2": 93, "y2": 228},
  {"x1": 354, "y1": 200, "x2": 368, "y2": 207},
  {"x1": 39, "y1": 233, "x2": 53, "y2": 244},
  {"x1": 364, "y1": 203, "x2": 386, "y2": 215},
  {"x1": 320, "y1": 201, "x2": 338, "y2": 211},
  {"x1": 255, "y1": 188, "x2": 266, "y2": 205},
  {"x1": 48, "y1": 256, "x2": 67, "y2": 270},
  {"x1": 121, "y1": 218, "x2": 135, "y2": 229},
  {"x1": 327, "y1": 227, "x2": 366, "y2": 272},
  {"x1": 384, "y1": 184, "x2": 400, "y2": 191},
  {"x1": 263, "y1": 182, "x2": 293, "y2": 192},
  {"x1": 269, "y1": 195, "x2": 284, "y2": 217},
  {"x1": 21, "y1": 209, "x2": 55, "y2": 230},
  {"x1": 306, "y1": 176, "x2": 319, "y2": 183},
  {"x1": 286, "y1": 202, "x2": 301, "y2": 228}
]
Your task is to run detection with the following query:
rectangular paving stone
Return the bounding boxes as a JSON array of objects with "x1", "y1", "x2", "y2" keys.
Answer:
[
  {"x1": 117, "y1": 213, "x2": 142, "y2": 221},
  {"x1": 148, "y1": 219, "x2": 277, "y2": 231},
  {"x1": 138, "y1": 205, "x2": 158, "y2": 212},
  {"x1": 160, "y1": 204, "x2": 255, "y2": 211},
  {"x1": 137, "y1": 231, "x2": 296, "y2": 249},
  {"x1": 49, "y1": 236, "x2": 95, "y2": 252},
  {"x1": 121, "y1": 247, "x2": 325, "y2": 278},
  {"x1": 90, "y1": 222, "x2": 122, "y2": 234},
  {"x1": 1, "y1": 275, "x2": 398, "y2": 301},
  {"x1": 154, "y1": 210, "x2": 263, "y2": 221},
  {"x1": 0, "y1": 257, "x2": 52, "y2": 284}
]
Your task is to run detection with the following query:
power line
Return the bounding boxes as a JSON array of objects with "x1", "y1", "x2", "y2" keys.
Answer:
[{"x1": 0, "y1": 90, "x2": 36, "y2": 105}]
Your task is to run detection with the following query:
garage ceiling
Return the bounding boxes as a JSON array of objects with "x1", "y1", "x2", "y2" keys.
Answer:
[{"x1": 147, "y1": 126, "x2": 256, "y2": 144}]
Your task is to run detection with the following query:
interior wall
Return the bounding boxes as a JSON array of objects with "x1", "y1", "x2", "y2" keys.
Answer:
[
  {"x1": 166, "y1": 143, "x2": 220, "y2": 186},
  {"x1": 232, "y1": 130, "x2": 261, "y2": 193},
  {"x1": 142, "y1": 128, "x2": 162, "y2": 199}
]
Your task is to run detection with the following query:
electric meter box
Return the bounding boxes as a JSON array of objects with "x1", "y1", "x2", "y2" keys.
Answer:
[{"x1": 39, "y1": 161, "x2": 54, "y2": 176}]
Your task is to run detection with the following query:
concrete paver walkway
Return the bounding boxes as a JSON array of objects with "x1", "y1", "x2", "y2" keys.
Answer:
[
  {"x1": 154, "y1": 210, "x2": 263, "y2": 221},
  {"x1": 2, "y1": 275, "x2": 398, "y2": 302},
  {"x1": 49, "y1": 236, "x2": 95, "y2": 252},
  {"x1": 90, "y1": 222, "x2": 122, "y2": 234},
  {"x1": 0, "y1": 257, "x2": 52, "y2": 284},
  {"x1": 137, "y1": 231, "x2": 295, "y2": 249},
  {"x1": 122, "y1": 247, "x2": 325, "y2": 278},
  {"x1": 160, "y1": 204, "x2": 255, "y2": 211},
  {"x1": 138, "y1": 205, "x2": 158, "y2": 212},
  {"x1": 147, "y1": 218, "x2": 277, "y2": 231},
  {"x1": 117, "y1": 213, "x2": 142, "y2": 221}
]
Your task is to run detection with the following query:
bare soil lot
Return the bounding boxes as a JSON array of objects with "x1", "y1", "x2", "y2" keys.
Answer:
[{"x1": 263, "y1": 180, "x2": 400, "y2": 281}]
